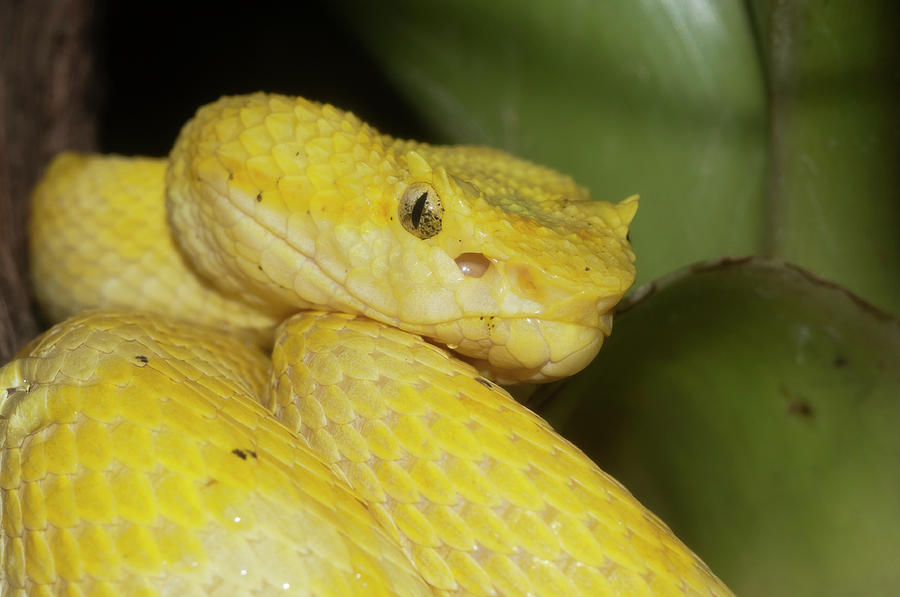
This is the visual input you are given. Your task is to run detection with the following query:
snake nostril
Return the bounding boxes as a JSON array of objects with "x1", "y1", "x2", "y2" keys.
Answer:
[{"x1": 454, "y1": 253, "x2": 491, "y2": 278}]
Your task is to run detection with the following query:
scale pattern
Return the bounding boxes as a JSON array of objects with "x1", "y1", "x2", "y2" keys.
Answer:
[
  {"x1": 271, "y1": 312, "x2": 733, "y2": 596},
  {"x1": 30, "y1": 155, "x2": 278, "y2": 346},
  {"x1": 0, "y1": 312, "x2": 431, "y2": 596}
]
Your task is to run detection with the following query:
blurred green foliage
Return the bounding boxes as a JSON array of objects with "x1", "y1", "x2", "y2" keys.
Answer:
[{"x1": 749, "y1": 0, "x2": 900, "y2": 319}]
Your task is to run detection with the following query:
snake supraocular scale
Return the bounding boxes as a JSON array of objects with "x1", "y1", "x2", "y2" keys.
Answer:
[{"x1": 1, "y1": 93, "x2": 733, "y2": 596}]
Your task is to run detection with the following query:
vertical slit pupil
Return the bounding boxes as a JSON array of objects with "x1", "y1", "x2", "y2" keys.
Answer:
[{"x1": 411, "y1": 191, "x2": 428, "y2": 229}]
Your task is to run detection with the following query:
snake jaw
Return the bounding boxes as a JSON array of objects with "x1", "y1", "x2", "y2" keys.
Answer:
[
  {"x1": 433, "y1": 258, "x2": 624, "y2": 382},
  {"x1": 387, "y1": 146, "x2": 637, "y2": 381}
]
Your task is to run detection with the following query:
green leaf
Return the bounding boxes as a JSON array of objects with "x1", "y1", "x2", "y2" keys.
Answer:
[
  {"x1": 538, "y1": 259, "x2": 900, "y2": 597},
  {"x1": 751, "y1": 0, "x2": 900, "y2": 317}
]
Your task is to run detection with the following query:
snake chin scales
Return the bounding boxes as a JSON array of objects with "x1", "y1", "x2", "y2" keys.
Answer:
[{"x1": 5, "y1": 93, "x2": 735, "y2": 595}]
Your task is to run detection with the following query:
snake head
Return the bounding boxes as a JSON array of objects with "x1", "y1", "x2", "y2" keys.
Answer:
[
  {"x1": 388, "y1": 148, "x2": 637, "y2": 383},
  {"x1": 167, "y1": 93, "x2": 636, "y2": 383}
]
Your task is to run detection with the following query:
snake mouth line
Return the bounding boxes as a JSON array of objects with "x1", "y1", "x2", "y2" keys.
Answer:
[{"x1": 210, "y1": 187, "x2": 608, "y2": 346}]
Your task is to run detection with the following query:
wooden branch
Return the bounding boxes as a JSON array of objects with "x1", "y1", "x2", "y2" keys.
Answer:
[{"x1": 0, "y1": 0, "x2": 98, "y2": 362}]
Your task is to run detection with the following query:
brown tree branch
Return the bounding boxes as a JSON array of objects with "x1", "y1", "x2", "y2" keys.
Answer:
[{"x1": 0, "y1": 0, "x2": 98, "y2": 362}]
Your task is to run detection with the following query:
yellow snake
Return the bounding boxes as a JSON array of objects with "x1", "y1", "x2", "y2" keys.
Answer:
[{"x1": 1, "y1": 93, "x2": 732, "y2": 595}]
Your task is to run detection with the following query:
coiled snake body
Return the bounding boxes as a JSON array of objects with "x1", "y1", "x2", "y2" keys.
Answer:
[{"x1": 1, "y1": 94, "x2": 732, "y2": 595}]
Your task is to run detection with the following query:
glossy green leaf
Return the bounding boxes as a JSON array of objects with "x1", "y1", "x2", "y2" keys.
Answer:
[
  {"x1": 751, "y1": 0, "x2": 900, "y2": 317},
  {"x1": 336, "y1": 0, "x2": 768, "y2": 288},
  {"x1": 537, "y1": 259, "x2": 900, "y2": 597}
]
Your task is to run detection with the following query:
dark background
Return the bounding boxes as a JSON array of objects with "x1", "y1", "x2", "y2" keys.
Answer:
[{"x1": 98, "y1": 1, "x2": 434, "y2": 155}]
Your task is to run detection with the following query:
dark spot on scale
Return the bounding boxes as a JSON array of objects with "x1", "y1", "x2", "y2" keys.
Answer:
[
  {"x1": 258, "y1": 265, "x2": 263, "y2": 271},
  {"x1": 135, "y1": 355, "x2": 149, "y2": 363},
  {"x1": 788, "y1": 399, "x2": 815, "y2": 420},
  {"x1": 296, "y1": 151, "x2": 300, "y2": 156},
  {"x1": 834, "y1": 355, "x2": 848, "y2": 367},
  {"x1": 232, "y1": 449, "x2": 258, "y2": 460},
  {"x1": 256, "y1": 192, "x2": 262, "y2": 202},
  {"x1": 411, "y1": 191, "x2": 428, "y2": 229},
  {"x1": 474, "y1": 377, "x2": 493, "y2": 389},
  {"x1": 227, "y1": 170, "x2": 234, "y2": 181},
  {"x1": 585, "y1": 266, "x2": 591, "y2": 271}
]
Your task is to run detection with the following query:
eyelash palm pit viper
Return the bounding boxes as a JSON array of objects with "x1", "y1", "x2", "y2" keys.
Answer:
[{"x1": 0, "y1": 93, "x2": 733, "y2": 596}]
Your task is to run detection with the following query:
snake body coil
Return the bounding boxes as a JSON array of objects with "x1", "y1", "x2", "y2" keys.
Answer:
[{"x1": 1, "y1": 93, "x2": 732, "y2": 595}]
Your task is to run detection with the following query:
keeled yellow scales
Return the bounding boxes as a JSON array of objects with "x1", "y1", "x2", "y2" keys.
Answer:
[
  {"x1": 0, "y1": 310, "x2": 732, "y2": 596},
  {"x1": 30, "y1": 155, "x2": 279, "y2": 347},
  {"x1": 5, "y1": 92, "x2": 736, "y2": 595},
  {"x1": 272, "y1": 312, "x2": 730, "y2": 596},
  {"x1": 0, "y1": 312, "x2": 431, "y2": 596}
]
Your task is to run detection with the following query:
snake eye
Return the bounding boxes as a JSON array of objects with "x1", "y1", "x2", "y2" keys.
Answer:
[{"x1": 399, "y1": 182, "x2": 443, "y2": 239}]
